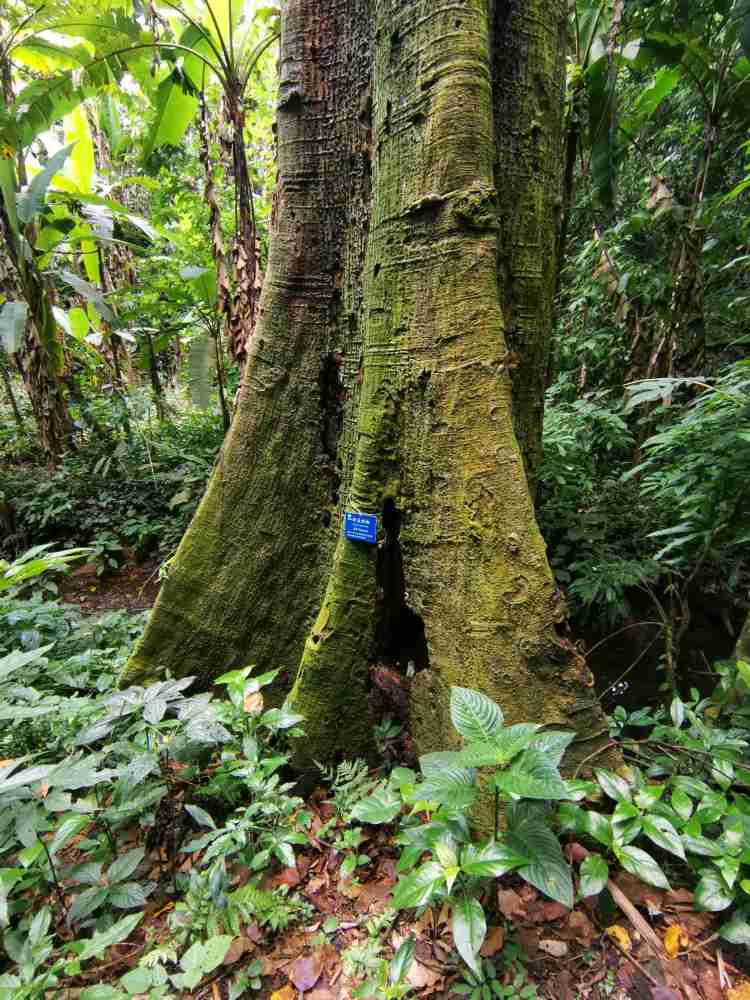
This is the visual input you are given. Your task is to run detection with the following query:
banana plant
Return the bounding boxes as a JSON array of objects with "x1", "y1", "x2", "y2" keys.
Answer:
[{"x1": 0, "y1": 143, "x2": 74, "y2": 461}]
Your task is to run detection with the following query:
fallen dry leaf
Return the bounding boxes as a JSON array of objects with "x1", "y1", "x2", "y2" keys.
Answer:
[
  {"x1": 338, "y1": 878, "x2": 362, "y2": 900},
  {"x1": 271, "y1": 988, "x2": 296, "y2": 1000},
  {"x1": 274, "y1": 866, "x2": 302, "y2": 888},
  {"x1": 663, "y1": 923, "x2": 688, "y2": 958},
  {"x1": 514, "y1": 926, "x2": 540, "y2": 957},
  {"x1": 406, "y1": 960, "x2": 442, "y2": 990},
  {"x1": 479, "y1": 926, "x2": 505, "y2": 957},
  {"x1": 290, "y1": 954, "x2": 324, "y2": 992},
  {"x1": 552, "y1": 969, "x2": 575, "y2": 1000},
  {"x1": 497, "y1": 888, "x2": 525, "y2": 920},
  {"x1": 565, "y1": 842, "x2": 590, "y2": 863},
  {"x1": 538, "y1": 938, "x2": 568, "y2": 958},
  {"x1": 565, "y1": 910, "x2": 594, "y2": 947},
  {"x1": 650, "y1": 990, "x2": 681, "y2": 1000},
  {"x1": 225, "y1": 936, "x2": 254, "y2": 964},
  {"x1": 605, "y1": 924, "x2": 632, "y2": 952},
  {"x1": 665, "y1": 887, "x2": 693, "y2": 907},
  {"x1": 307, "y1": 987, "x2": 338, "y2": 1000},
  {"x1": 528, "y1": 901, "x2": 570, "y2": 923},
  {"x1": 728, "y1": 986, "x2": 750, "y2": 1000}
]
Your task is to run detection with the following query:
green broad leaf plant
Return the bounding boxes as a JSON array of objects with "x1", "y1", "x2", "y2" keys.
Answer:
[
  {"x1": 560, "y1": 662, "x2": 750, "y2": 947},
  {"x1": 353, "y1": 686, "x2": 576, "y2": 976}
]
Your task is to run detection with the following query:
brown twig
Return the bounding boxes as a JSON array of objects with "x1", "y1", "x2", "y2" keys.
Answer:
[
  {"x1": 717, "y1": 947, "x2": 732, "y2": 991},
  {"x1": 606, "y1": 879, "x2": 689, "y2": 994},
  {"x1": 573, "y1": 740, "x2": 617, "y2": 779},
  {"x1": 606, "y1": 934, "x2": 662, "y2": 989}
]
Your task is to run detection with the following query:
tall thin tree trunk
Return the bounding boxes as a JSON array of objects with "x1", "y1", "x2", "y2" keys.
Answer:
[
  {"x1": 1, "y1": 356, "x2": 23, "y2": 431},
  {"x1": 226, "y1": 91, "x2": 260, "y2": 364},
  {"x1": 1, "y1": 57, "x2": 72, "y2": 463},
  {"x1": 145, "y1": 331, "x2": 165, "y2": 421},
  {"x1": 125, "y1": 0, "x2": 609, "y2": 771}
]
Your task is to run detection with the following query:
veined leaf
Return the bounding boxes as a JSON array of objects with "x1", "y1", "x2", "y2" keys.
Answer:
[
  {"x1": 595, "y1": 768, "x2": 632, "y2": 803},
  {"x1": 579, "y1": 854, "x2": 608, "y2": 897},
  {"x1": 620, "y1": 66, "x2": 681, "y2": 142},
  {"x1": 76, "y1": 912, "x2": 143, "y2": 961},
  {"x1": 493, "y1": 748, "x2": 570, "y2": 801},
  {"x1": 107, "y1": 848, "x2": 145, "y2": 885},
  {"x1": 530, "y1": 731, "x2": 575, "y2": 767},
  {"x1": 351, "y1": 784, "x2": 401, "y2": 825},
  {"x1": 142, "y1": 68, "x2": 198, "y2": 161},
  {"x1": 450, "y1": 687, "x2": 503, "y2": 743},
  {"x1": 456, "y1": 724, "x2": 541, "y2": 767},
  {"x1": 64, "y1": 105, "x2": 95, "y2": 193},
  {"x1": 695, "y1": 867, "x2": 734, "y2": 911},
  {"x1": 389, "y1": 935, "x2": 415, "y2": 984},
  {"x1": 12, "y1": 37, "x2": 94, "y2": 74},
  {"x1": 0, "y1": 643, "x2": 54, "y2": 681},
  {"x1": 59, "y1": 271, "x2": 114, "y2": 322},
  {"x1": 643, "y1": 816, "x2": 685, "y2": 860},
  {"x1": 68, "y1": 887, "x2": 107, "y2": 925},
  {"x1": 615, "y1": 845, "x2": 670, "y2": 890},
  {"x1": 460, "y1": 839, "x2": 528, "y2": 877},
  {"x1": 17, "y1": 144, "x2": 76, "y2": 224},
  {"x1": 391, "y1": 861, "x2": 444, "y2": 909},
  {"x1": 720, "y1": 911, "x2": 750, "y2": 945},
  {"x1": 452, "y1": 895, "x2": 486, "y2": 976},
  {"x1": 418, "y1": 757, "x2": 478, "y2": 811},
  {"x1": 507, "y1": 802, "x2": 573, "y2": 908}
]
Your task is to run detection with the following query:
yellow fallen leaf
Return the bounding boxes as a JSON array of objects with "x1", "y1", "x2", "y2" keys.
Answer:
[
  {"x1": 606, "y1": 924, "x2": 632, "y2": 952},
  {"x1": 271, "y1": 987, "x2": 296, "y2": 1000},
  {"x1": 244, "y1": 692, "x2": 264, "y2": 714},
  {"x1": 728, "y1": 985, "x2": 750, "y2": 1000},
  {"x1": 663, "y1": 923, "x2": 688, "y2": 958}
]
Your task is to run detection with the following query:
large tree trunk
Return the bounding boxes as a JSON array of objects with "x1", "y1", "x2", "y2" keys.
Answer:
[
  {"x1": 125, "y1": 0, "x2": 609, "y2": 770},
  {"x1": 491, "y1": 0, "x2": 566, "y2": 495}
]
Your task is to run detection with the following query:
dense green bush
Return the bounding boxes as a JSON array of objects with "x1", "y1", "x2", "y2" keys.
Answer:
[{"x1": 1, "y1": 401, "x2": 223, "y2": 566}]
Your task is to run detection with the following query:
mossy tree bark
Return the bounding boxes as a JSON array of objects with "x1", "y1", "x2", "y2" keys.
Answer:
[
  {"x1": 125, "y1": 0, "x2": 610, "y2": 772},
  {"x1": 491, "y1": 0, "x2": 566, "y2": 495},
  {"x1": 124, "y1": 0, "x2": 373, "y2": 689}
]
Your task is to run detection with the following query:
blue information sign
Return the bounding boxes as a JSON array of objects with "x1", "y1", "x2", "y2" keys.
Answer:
[{"x1": 344, "y1": 511, "x2": 378, "y2": 544}]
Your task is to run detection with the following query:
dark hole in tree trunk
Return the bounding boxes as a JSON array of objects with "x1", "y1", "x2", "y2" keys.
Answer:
[{"x1": 375, "y1": 497, "x2": 429, "y2": 671}]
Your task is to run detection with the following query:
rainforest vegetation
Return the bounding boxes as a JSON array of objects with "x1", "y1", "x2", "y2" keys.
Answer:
[{"x1": 1, "y1": 0, "x2": 750, "y2": 996}]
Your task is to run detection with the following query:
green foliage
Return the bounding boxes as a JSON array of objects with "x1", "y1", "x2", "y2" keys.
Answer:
[
  {"x1": 1, "y1": 403, "x2": 224, "y2": 562},
  {"x1": 627, "y1": 363, "x2": 750, "y2": 573},
  {"x1": 0, "y1": 584, "x2": 311, "y2": 997},
  {"x1": 351, "y1": 687, "x2": 575, "y2": 976},
  {"x1": 561, "y1": 659, "x2": 750, "y2": 941},
  {"x1": 452, "y1": 948, "x2": 540, "y2": 1000}
]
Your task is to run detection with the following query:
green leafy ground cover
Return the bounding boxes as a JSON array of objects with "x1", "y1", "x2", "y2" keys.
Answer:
[{"x1": 1, "y1": 552, "x2": 749, "y2": 998}]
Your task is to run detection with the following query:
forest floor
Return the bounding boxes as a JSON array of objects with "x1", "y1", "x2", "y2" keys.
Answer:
[
  {"x1": 57, "y1": 558, "x2": 162, "y2": 613},
  {"x1": 55, "y1": 780, "x2": 747, "y2": 1000},
  {"x1": 51, "y1": 562, "x2": 750, "y2": 1000}
]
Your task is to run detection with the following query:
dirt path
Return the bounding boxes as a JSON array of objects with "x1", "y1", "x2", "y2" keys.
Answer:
[{"x1": 58, "y1": 559, "x2": 161, "y2": 613}]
